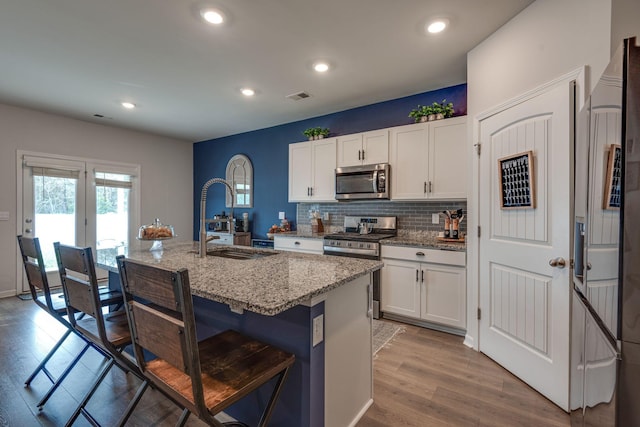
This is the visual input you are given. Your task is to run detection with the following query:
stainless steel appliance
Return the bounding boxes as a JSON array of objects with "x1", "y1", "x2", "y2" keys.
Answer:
[
  {"x1": 335, "y1": 163, "x2": 389, "y2": 201},
  {"x1": 570, "y1": 37, "x2": 640, "y2": 426},
  {"x1": 323, "y1": 216, "x2": 397, "y2": 319}
]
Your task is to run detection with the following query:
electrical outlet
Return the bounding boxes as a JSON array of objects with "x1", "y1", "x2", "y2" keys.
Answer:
[
  {"x1": 312, "y1": 314, "x2": 324, "y2": 347},
  {"x1": 323, "y1": 212, "x2": 330, "y2": 221},
  {"x1": 432, "y1": 213, "x2": 440, "y2": 224},
  {"x1": 278, "y1": 211, "x2": 285, "y2": 220},
  {"x1": 0, "y1": 211, "x2": 8, "y2": 221}
]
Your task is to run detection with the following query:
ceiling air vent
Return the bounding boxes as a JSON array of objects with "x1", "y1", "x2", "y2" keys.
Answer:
[{"x1": 286, "y1": 91, "x2": 311, "y2": 101}]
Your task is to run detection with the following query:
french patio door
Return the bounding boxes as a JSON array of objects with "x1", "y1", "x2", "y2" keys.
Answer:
[
  {"x1": 18, "y1": 152, "x2": 138, "y2": 293},
  {"x1": 20, "y1": 155, "x2": 86, "y2": 290}
]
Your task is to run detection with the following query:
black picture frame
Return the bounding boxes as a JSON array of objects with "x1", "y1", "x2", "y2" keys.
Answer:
[
  {"x1": 498, "y1": 151, "x2": 535, "y2": 209},
  {"x1": 603, "y1": 144, "x2": 622, "y2": 210}
]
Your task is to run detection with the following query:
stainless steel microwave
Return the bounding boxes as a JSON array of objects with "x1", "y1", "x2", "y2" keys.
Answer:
[{"x1": 335, "y1": 163, "x2": 389, "y2": 201}]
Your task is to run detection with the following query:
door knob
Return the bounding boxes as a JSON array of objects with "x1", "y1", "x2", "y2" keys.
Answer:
[
  {"x1": 25, "y1": 228, "x2": 32, "y2": 234},
  {"x1": 549, "y1": 257, "x2": 566, "y2": 268}
]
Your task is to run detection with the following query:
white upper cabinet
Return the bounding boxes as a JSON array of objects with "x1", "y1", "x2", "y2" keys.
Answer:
[
  {"x1": 390, "y1": 116, "x2": 467, "y2": 200},
  {"x1": 288, "y1": 138, "x2": 337, "y2": 202},
  {"x1": 337, "y1": 129, "x2": 389, "y2": 167}
]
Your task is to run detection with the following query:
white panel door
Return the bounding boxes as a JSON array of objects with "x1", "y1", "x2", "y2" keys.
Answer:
[{"x1": 479, "y1": 82, "x2": 572, "y2": 410}]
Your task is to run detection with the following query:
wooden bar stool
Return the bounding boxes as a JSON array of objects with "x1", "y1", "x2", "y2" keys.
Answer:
[
  {"x1": 116, "y1": 255, "x2": 295, "y2": 427},
  {"x1": 54, "y1": 243, "x2": 149, "y2": 427},
  {"x1": 17, "y1": 235, "x2": 94, "y2": 409}
]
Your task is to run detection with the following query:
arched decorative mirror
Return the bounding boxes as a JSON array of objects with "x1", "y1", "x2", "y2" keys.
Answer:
[{"x1": 226, "y1": 154, "x2": 253, "y2": 208}]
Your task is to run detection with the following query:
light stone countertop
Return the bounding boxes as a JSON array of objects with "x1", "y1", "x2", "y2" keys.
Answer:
[
  {"x1": 381, "y1": 231, "x2": 466, "y2": 252},
  {"x1": 98, "y1": 241, "x2": 382, "y2": 316}
]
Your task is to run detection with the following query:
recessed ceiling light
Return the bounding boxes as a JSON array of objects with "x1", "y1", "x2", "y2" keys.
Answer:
[
  {"x1": 426, "y1": 19, "x2": 448, "y2": 34},
  {"x1": 313, "y1": 62, "x2": 330, "y2": 73},
  {"x1": 241, "y1": 88, "x2": 255, "y2": 97},
  {"x1": 121, "y1": 102, "x2": 136, "y2": 109},
  {"x1": 201, "y1": 9, "x2": 224, "y2": 25}
]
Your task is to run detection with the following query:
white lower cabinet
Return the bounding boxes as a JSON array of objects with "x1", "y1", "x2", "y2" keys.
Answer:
[{"x1": 381, "y1": 245, "x2": 466, "y2": 331}]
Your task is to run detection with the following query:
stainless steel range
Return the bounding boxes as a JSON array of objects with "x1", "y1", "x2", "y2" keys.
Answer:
[{"x1": 323, "y1": 216, "x2": 397, "y2": 318}]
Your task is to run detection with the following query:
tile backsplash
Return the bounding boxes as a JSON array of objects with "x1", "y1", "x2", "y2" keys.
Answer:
[{"x1": 296, "y1": 201, "x2": 467, "y2": 236}]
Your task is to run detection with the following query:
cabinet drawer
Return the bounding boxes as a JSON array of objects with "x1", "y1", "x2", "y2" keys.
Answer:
[
  {"x1": 381, "y1": 245, "x2": 465, "y2": 266},
  {"x1": 274, "y1": 236, "x2": 323, "y2": 254}
]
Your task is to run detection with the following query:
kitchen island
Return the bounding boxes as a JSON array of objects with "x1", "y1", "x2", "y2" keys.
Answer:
[{"x1": 98, "y1": 241, "x2": 382, "y2": 427}]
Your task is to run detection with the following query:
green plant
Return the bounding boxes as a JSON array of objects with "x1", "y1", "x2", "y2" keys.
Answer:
[
  {"x1": 408, "y1": 105, "x2": 433, "y2": 121},
  {"x1": 440, "y1": 99, "x2": 454, "y2": 118},
  {"x1": 303, "y1": 127, "x2": 330, "y2": 139}
]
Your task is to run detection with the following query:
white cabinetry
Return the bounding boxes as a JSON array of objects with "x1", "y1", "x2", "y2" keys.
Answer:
[
  {"x1": 389, "y1": 116, "x2": 467, "y2": 200},
  {"x1": 381, "y1": 245, "x2": 466, "y2": 331},
  {"x1": 274, "y1": 235, "x2": 323, "y2": 254},
  {"x1": 289, "y1": 138, "x2": 337, "y2": 202},
  {"x1": 337, "y1": 129, "x2": 389, "y2": 167}
]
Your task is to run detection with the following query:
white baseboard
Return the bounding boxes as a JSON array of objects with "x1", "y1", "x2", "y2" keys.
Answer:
[
  {"x1": 348, "y1": 398, "x2": 373, "y2": 427},
  {"x1": 0, "y1": 290, "x2": 18, "y2": 299},
  {"x1": 463, "y1": 334, "x2": 475, "y2": 349}
]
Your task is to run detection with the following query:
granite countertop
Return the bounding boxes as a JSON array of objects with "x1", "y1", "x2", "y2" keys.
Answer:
[
  {"x1": 97, "y1": 241, "x2": 382, "y2": 316},
  {"x1": 382, "y1": 233, "x2": 467, "y2": 252}
]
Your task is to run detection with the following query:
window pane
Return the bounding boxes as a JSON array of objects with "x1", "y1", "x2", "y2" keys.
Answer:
[
  {"x1": 34, "y1": 175, "x2": 77, "y2": 271},
  {"x1": 95, "y1": 172, "x2": 130, "y2": 265}
]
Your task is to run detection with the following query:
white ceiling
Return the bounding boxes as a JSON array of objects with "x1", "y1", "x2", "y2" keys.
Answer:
[{"x1": 0, "y1": 0, "x2": 534, "y2": 142}]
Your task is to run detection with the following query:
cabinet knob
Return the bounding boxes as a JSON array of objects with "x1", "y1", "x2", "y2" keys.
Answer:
[
  {"x1": 416, "y1": 252, "x2": 425, "y2": 257},
  {"x1": 294, "y1": 241, "x2": 300, "y2": 245}
]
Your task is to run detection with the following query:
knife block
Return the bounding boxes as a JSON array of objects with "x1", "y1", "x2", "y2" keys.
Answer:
[{"x1": 311, "y1": 218, "x2": 324, "y2": 233}]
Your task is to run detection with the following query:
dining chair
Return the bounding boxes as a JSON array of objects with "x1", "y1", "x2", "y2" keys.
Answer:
[
  {"x1": 116, "y1": 255, "x2": 295, "y2": 427},
  {"x1": 54, "y1": 242, "x2": 149, "y2": 427}
]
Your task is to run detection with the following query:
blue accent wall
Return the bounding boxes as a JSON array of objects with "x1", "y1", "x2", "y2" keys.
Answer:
[{"x1": 193, "y1": 83, "x2": 466, "y2": 240}]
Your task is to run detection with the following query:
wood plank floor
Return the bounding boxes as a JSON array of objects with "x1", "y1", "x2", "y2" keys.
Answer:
[{"x1": 0, "y1": 296, "x2": 570, "y2": 426}]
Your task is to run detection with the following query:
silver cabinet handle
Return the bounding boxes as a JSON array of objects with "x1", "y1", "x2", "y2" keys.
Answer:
[
  {"x1": 416, "y1": 269, "x2": 419, "y2": 281},
  {"x1": 416, "y1": 252, "x2": 425, "y2": 257},
  {"x1": 358, "y1": 150, "x2": 361, "y2": 160},
  {"x1": 429, "y1": 181, "x2": 432, "y2": 193},
  {"x1": 549, "y1": 257, "x2": 566, "y2": 269},
  {"x1": 424, "y1": 182, "x2": 427, "y2": 193},
  {"x1": 362, "y1": 149, "x2": 365, "y2": 160},
  {"x1": 421, "y1": 270, "x2": 424, "y2": 283},
  {"x1": 310, "y1": 187, "x2": 313, "y2": 196}
]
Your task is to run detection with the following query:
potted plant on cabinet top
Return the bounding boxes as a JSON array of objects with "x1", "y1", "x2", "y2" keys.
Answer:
[
  {"x1": 408, "y1": 105, "x2": 433, "y2": 123},
  {"x1": 303, "y1": 127, "x2": 330, "y2": 140},
  {"x1": 409, "y1": 100, "x2": 455, "y2": 123}
]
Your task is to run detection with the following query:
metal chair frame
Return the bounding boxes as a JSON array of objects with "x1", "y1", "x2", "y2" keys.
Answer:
[{"x1": 54, "y1": 242, "x2": 148, "y2": 427}]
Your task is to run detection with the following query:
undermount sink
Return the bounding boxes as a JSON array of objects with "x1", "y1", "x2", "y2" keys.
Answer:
[{"x1": 205, "y1": 249, "x2": 277, "y2": 260}]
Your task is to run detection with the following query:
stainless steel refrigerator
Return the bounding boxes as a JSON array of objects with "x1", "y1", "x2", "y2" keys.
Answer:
[{"x1": 571, "y1": 37, "x2": 640, "y2": 426}]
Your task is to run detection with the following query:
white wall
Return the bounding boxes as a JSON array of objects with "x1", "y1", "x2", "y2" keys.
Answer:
[
  {"x1": 611, "y1": 0, "x2": 640, "y2": 52},
  {"x1": 1, "y1": 103, "x2": 192, "y2": 297},
  {"x1": 464, "y1": 0, "x2": 612, "y2": 349}
]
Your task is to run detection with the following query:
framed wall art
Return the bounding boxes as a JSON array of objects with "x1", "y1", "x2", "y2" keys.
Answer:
[
  {"x1": 603, "y1": 144, "x2": 622, "y2": 210},
  {"x1": 498, "y1": 150, "x2": 536, "y2": 209}
]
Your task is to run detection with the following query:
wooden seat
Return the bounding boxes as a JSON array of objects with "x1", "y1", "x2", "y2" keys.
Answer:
[
  {"x1": 17, "y1": 235, "x2": 94, "y2": 409},
  {"x1": 116, "y1": 255, "x2": 295, "y2": 427},
  {"x1": 54, "y1": 243, "x2": 148, "y2": 427}
]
